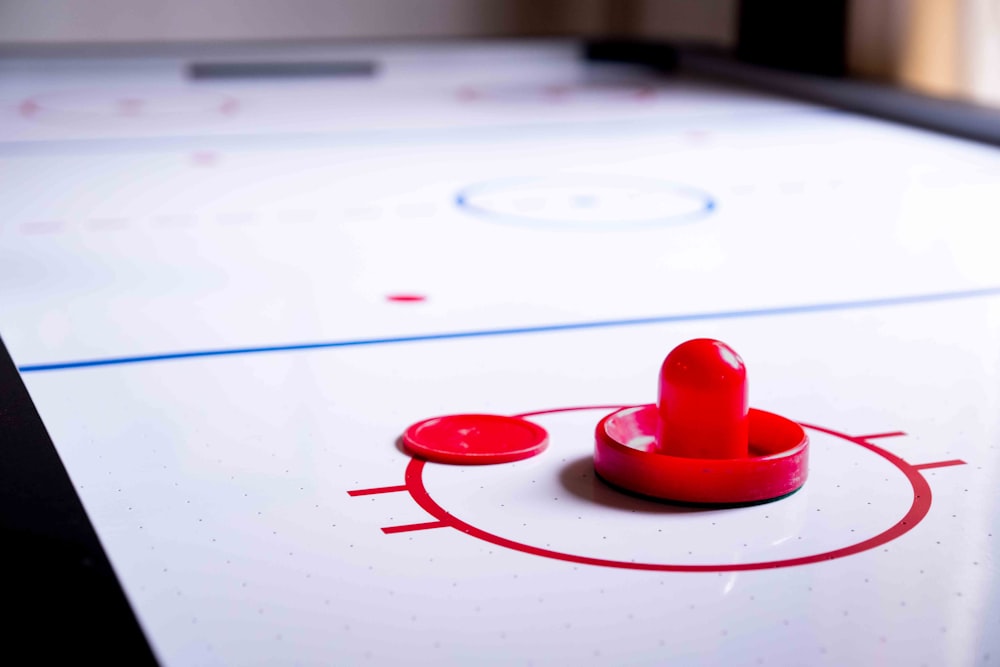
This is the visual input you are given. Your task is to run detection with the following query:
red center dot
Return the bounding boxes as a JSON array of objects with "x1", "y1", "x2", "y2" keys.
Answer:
[{"x1": 386, "y1": 294, "x2": 427, "y2": 303}]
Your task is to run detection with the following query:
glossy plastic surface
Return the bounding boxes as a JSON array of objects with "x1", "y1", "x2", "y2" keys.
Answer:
[
  {"x1": 595, "y1": 404, "x2": 809, "y2": 504},
  {"x1": 403, "y1": 414, "x2": 549, "y2": 464},
  {"x1": 657, "y1": 338, "x2": 748, "y2": 458}
]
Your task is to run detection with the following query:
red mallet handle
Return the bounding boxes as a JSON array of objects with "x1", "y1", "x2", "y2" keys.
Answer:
[{"x1": 656, "y1": 338, "x2": 748, "y2": 459}]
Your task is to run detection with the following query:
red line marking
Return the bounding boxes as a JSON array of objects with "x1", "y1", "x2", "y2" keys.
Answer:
[
  {"x1": 19, "y1": 99, "x2": 40, "y2": 118},
  {"x1": 191, "y1": 151, "x2": 219, "y2": 166},
  {"x1": 347, "y1": 484, "x2": 408, "y2": 497},
  {"x1": 857, "y1": 431, "x2": 907, "y2": 440},
  {"x1": 398, "y1": 405, "x2": 940, "y2": 572},
  {"x1": 386, "y1": 294, "x2": 426, "y2": 303},
  {"x1": 116, "y1": 97, "x2": 145, "y2": 117},
  {"x1": 912, "y1": 459, "x2": 966, "y2": 470},
  {"x1": 382, "y1": 520, "x2": 448, "y2": 534}
]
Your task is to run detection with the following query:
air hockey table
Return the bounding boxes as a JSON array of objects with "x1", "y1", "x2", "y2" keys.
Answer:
[{"x1": 1, "y1": 39, "x2": 999, "y2": 665}]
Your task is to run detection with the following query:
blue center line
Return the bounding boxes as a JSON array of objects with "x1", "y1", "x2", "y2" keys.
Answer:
[{"x1": 17, "y1": 285, "x2": 1000, "y2": 374}]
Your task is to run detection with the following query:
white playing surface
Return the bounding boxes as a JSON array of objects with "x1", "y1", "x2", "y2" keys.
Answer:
[{"x1": 2, "y1": 41, "x2": 999, "y2": 666}]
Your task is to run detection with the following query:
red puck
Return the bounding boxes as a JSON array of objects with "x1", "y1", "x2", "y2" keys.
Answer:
[{"x1": 403, "y1": 414, "x2": 549, "y2": 465}]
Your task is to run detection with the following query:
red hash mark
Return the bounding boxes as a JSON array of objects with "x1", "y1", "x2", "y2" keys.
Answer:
[
  {"x1": 191, "y1": 151, "x2": 219, "y2": 166},
  {"x1": 382, "y1": 521, "x2": 448, "y2": 535},
  {"x1": 347, "y1": 485, "x2": 445, "y2": 534},
  {"x1": 347, "y1": 484, "x2": 408, "y2": 497},
  {"x1": 857, "y1": 431, "x2": 907, "y2": 440},
  {"x1": 912, "y1": 459, "x2": 966, "y2": 471}
]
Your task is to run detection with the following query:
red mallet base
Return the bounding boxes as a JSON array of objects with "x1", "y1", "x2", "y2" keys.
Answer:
[
  {"x1": 594, "y1": 404, "x2": 808, "y2": 505},
  {"x1": 403, "y1": 414, "x2": 549, "y2": 465}
]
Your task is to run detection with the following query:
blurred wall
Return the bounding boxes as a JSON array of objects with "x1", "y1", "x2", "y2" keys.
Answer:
[
  {"x1": 0, "y1": 0, "x2": 736, "y2": 46},
  {"x1": 849, "y1": 0, "x2": 1000, "y2": 105},
  {"x1": 4, "y1": 0, "x2": 993, "y2": 105},
  {"x1": 625, "y1": 0, "x2": 737, "y2": 46},
  {"x1": 963, "y1": 0, "x2": 1000, "y2": 105},
  {"x1": 0, "y1": 0, "x2": 606, "y2": 44}
]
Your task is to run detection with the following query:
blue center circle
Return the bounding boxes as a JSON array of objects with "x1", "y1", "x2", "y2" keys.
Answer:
[{"x1": 455, "y1": 174, "x2": 716, "y2": 230}]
